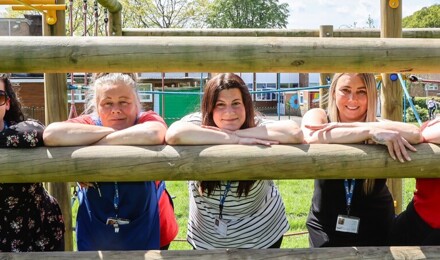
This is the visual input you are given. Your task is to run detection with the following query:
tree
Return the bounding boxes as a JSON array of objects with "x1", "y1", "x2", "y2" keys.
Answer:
[
  {"x1": 120, "y1": 0, "x2": 209, "y2": 28},
  {"x1": 402, "y1": 4, "x2": 440, "y2": 28},
  {"x1": 2, "y1": 0, "x2": 210, "y2": 35},
  {"x1": 206, "y1": 0, "x2": 289, "y2": 28}
]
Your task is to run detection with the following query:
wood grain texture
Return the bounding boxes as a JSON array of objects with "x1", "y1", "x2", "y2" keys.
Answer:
[
  {"x1": 122, "y1": 28, "x2": 440, "y2": 38},
  {"x1": 0, "y1": 37, "x2": 439, "y2": 73},
  {"x1": 1, "y1": 143, "x2": 439, "y2": 183},
  {"x1": 0, "y1": 246, "x2": 438, "y2": 259}
]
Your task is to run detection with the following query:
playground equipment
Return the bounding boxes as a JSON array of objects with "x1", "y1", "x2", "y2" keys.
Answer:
[
  {"x1": 1, "y1": 0, "x2": 440, "y2": 257},
  {"x1": 8, "y1": 0, "x2": 66, "y2": 25}
]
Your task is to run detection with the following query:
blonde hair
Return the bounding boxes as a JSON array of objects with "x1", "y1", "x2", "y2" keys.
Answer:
[
  {"x1": 83, "y1": 73, "x2": 142, "y2": 116},
  {"x1": 328, "y1": 73, "x2": 378, "y2": 194}
]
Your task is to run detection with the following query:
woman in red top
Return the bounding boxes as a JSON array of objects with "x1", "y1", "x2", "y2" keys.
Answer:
[
  {"x1": 44, "y1": 73, "x2": 177, "y2": 250},
  {"x1": 389, "y1": 118, "x2": 440, "y2": 245}
]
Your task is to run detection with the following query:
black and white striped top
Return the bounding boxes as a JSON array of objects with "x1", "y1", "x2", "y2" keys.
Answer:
[
  {"x1": 187, "y1": 180, "x2": 289, "y2": 249},
  {"x1": 180, "y1": 112, "x2": 289, "y2": 249}
]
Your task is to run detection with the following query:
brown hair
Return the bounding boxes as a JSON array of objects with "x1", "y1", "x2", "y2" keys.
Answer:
[
  {"x1": 0, "y1": 74, "x2": 25, "y2": 124},
  {"x1": 200, "y1": 73, "x2": 256, "y2": 197},
  {"x1": 328, "y1": 73, "x2": 377, "y2": 194}
]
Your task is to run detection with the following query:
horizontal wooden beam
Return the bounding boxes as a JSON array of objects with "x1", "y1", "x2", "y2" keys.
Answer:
[
  {"x1": 96, "y1": 0, "x2": 121, "y2": 13},
  {"x1": 123, "y1": 28, "x2": 440, "y2": 38},
  {"x1": 0, "y1": 246, "x2": 438, "y2": 259},
  {"x1": 1, "y1": 143, "x2": 440, "y2": 183},
  {"x1": 1, "y1": 36, "x2": 439, "y2": 73}
]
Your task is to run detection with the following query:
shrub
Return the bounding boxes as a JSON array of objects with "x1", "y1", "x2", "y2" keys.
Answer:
[{"x1": 405, "y1": 105, "x2": 428, "y2": 122}]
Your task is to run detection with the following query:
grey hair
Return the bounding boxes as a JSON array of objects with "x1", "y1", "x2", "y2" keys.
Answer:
[{"x1": 83, "y1": 73, "x2": 142, "y2": 115}]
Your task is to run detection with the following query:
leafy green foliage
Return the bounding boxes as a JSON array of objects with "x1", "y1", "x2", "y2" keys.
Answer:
[
  {"x1": 403, "y1": 4, "x2": 440, "y2": 28},
  {"x1": 411, "y1": 97, "x2": 440, "y2": 110},
  {"x1": 405, "y1": 105, "x2": 428, "y2": 122},
  {"x1": 206, "y1": 0, "x2": 289, "y2": 28},
  {"x1": 121, "y1": 0, "x2": 209, "y2": 28}
]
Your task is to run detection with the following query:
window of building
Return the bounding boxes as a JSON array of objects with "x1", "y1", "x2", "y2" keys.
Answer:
[
  {"x1": 425, "y1": 84, "x2": 439, "y2": 91},
  {"x1": 138, "y1": 83, "x2": 153, "y2": 102},
  {"x1": 67, "y1": 89, "x2": 86, "y2": 103}
]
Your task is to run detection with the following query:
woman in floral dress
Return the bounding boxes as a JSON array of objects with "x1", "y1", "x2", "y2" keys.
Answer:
[{"x1": 0, "y1": 74, "x2": 65, "y2": 252}]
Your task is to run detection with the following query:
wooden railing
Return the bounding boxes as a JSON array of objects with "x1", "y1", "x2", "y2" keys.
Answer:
[
  {"x1": 0, "y1": 37, "x2": 439, "y2": 73},
  {"x1": 1, "y1": 246, "x2": 439, "y2": 259},
  {"x1": 1, "y1": 143, "x2": 439, "y2": 182},
  {"x1": 122, "y1": 28, "x2": 440, "y2": 38}
]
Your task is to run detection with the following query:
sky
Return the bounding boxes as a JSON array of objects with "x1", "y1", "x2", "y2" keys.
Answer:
[
  {"x1": 280, "y1": 0, "x2": 439, "y2": 29},
  {"x1": 1, "y1": 1, "x2": 439, "y2": 28}
]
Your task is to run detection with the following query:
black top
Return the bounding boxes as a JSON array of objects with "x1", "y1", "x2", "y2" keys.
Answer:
[{"x1": 307, "y1": 178, "x2": 394, "y2": 247}]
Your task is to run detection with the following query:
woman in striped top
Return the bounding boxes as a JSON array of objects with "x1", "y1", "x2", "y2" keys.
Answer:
[{"x1": 166, "y1": 73, "x2": 303, "y2": 249}]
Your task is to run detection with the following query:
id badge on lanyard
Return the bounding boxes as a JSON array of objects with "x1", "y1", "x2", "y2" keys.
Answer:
[
  {"x1": 215, "y1": 181, "x2": 231, "y2": 237},
  {"x1": 335, "y1": 179, "x2": 360, "y2": 234}
]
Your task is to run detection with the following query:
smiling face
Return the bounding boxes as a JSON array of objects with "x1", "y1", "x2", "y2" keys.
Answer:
[
  {"x1": 334, "y1": 74, "x2": 368, "y2": 122},
  {"x1": 96, "y1": 83, "x2": 138, "y2": 130},
  {"x1": 212, "y1": 88, "x2": 246, "y2": 131}
]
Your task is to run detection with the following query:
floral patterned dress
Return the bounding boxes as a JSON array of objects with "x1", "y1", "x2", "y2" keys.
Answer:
[{"x1": 0, "y1": 120, "x2": 65, "y2": 252}]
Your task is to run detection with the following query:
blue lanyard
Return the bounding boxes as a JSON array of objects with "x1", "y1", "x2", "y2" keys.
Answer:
[
  {"x1": 113, "y1": 182, "x2": 119, "y2": 218},
  {"x1": 344, "y1": 179, "x2": 355, "y2": 216},
  {"x1": 219, "y1": 181, "x2": 231, "y2": 219}
]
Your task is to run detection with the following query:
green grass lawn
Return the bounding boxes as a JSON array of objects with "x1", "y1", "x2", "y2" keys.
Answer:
[{"x1": 72, "y1": 179, "x2": 416, "y2": 250}]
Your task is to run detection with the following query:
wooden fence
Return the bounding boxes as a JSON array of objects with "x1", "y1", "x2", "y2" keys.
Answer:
[
  {"x1": 0, "y1": 36, "x2": 439, "y2": 73},
  {"x1": 1, "y1": 144, "x2": 440, "y2": 183},
  {"x1": 1, "y1": 1, "x2": 440, "y2": 256},
  {"x1": 1, "y1": 246, "x2": 439, "y2": 259}
]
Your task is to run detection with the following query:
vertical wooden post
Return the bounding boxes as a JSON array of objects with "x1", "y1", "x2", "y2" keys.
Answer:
[
  {"x1": 43, "y1": 1, "x2": 73, "y2": 251},
  {"x1": 319, "y1": 25, "x2": 333, "y2": 110},
  {"x1": 381, "y1": 0, "x2": 403, "y2": 214}
]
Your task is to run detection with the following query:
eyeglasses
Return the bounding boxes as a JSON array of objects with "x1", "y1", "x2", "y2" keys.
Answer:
[{"x1": 0, "y1": 90, "x2": 8, "y2": 106}]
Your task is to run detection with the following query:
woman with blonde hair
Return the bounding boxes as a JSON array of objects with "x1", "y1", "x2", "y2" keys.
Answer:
[
  {"x1": 44, "y1": 73, "x2": 177, "y2": 250},
  {"x1": 301, "y1": 73, "x2": 421, "y2": 247}
]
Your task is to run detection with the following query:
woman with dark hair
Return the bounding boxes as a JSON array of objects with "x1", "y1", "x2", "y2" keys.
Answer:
[
  {"x1": 0, "y1": 74, "x2": 65, "y2": 252},
  {"x1": 301, "y1": 73, "x2": 421, "y2": 247},
  {"x1": 166, "y1": 73, "x2": 303, "y2": 249}
]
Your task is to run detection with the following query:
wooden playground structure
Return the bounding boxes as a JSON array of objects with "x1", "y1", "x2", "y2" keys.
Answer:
[{"x1": 1, "y1": 0, "x2": 440, "y2": 258}]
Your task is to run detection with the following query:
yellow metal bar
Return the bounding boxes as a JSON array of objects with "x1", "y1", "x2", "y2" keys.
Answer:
[
  {"x1": 0, "y1": 0, "x2": 55, "y2": 4},
  {"x1": 12, "y1": 4, "x2": 66, "y2": 10},
  {"x1": 10, "y1": 0, "x2": 43, "y2": 13}
]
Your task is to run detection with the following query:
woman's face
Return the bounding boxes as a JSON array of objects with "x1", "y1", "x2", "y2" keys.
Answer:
[
  {"x1": 0, "y1": 80, "x2": 10, "y2": 128},
  {"x1": 96, "y1": 83, "x2": 138, "y2": 130},
  {"x1": 212, "y1": 88, "x2": 246, "y2": 131},
  {"x1": 334, "y1": 74, "x2": 368, "y2": 122}
]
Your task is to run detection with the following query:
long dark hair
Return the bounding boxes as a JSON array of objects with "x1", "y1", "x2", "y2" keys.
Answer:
[
  {"x1": 200, "y1": 73, "x2": 256, "y2": 197},
  {"x1": 1, "y1": 74, "x2": 25, "y2": 124}
]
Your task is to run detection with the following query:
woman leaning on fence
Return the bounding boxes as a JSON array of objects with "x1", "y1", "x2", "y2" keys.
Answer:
[
  {"x1": 0, "y1": 73, "x2": 65, "y2": 252},
  {"x1": 43, "y1": 73, "x2": 177, "y2": 250},
  {"x1": 389, "y1": 118, "x2": 440, "y2": 245},
  {"x1": 301, "y1": 73, "x2": 421, "y2": 247},
  {"x1": 166, "y1": 73, "x2": 303, "y2": 249}
]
